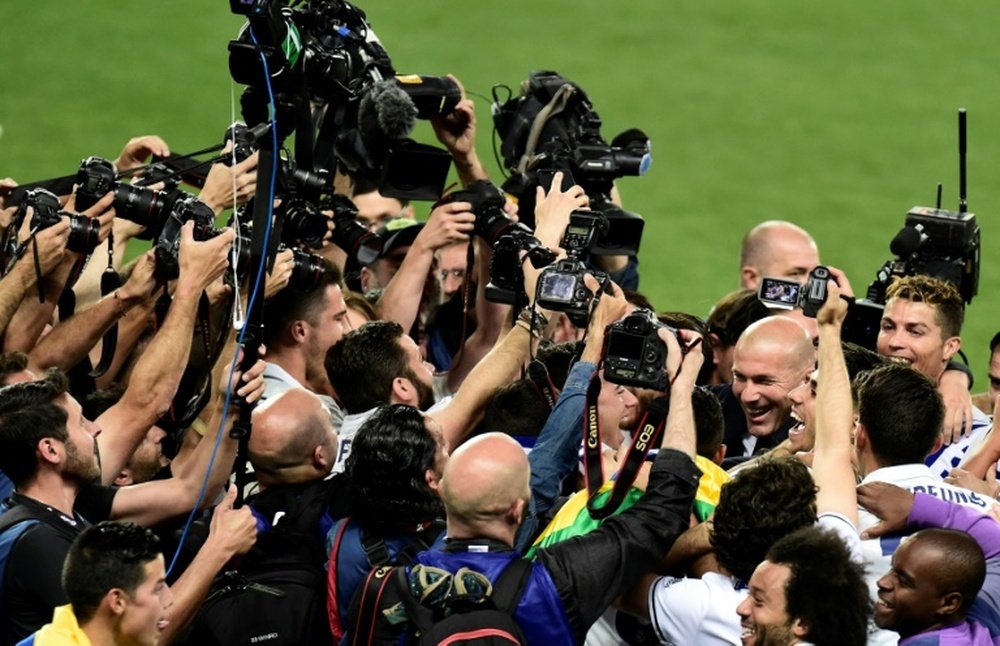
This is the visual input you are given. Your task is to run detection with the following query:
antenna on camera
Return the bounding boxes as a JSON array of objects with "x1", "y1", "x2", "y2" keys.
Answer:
[{"x1": 958, "y1": 108, "x2": 968, "y2": 213}]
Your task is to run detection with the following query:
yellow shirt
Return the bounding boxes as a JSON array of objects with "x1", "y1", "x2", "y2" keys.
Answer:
[{"x1": 26, "y1": 605, "x2": 92, "y2": 646}]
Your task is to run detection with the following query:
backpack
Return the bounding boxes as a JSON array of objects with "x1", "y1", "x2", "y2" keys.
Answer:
[
  {"x1": 178, "y1": 480, "x2": 342, "y2": 646},
  {"x1": 327, "y1": 517, "x2": 447, "y2": 640},
  {"x1": 348, "y1": 557, "x2": 533, "y2": 646},
  {"x1": 0, "y1": 505, "x2": 41, "y2": 622}
]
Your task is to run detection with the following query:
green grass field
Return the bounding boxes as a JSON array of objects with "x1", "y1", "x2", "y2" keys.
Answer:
[{"x1": 2, "y1": 1, "x2": 999, "y2": 385}]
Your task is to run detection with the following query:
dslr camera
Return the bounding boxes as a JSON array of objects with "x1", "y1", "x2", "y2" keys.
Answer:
[
  {"x1": 75, "y1": 156, "x2": 186, "y2": 240},
  {"x1": 603, "y1": 308, "x2": 675, "y2": 391},
  {"x1": 13, "y1": 188, "x2": 101, "y2": 255},
  {"x1": 437, "y1": 180, "x2": 524, "y2": 245},
  {"x1": 757, "y1": 265, "x2": 830, "y2": 318},
  {"x1": 535, "y1": 211, "x2": 609, "y2": 326}
]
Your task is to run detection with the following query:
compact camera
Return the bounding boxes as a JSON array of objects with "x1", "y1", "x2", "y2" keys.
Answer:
[
  {"x1": 603, "y1": 308, "x2": 675, "y2": 391},
  {"x1": 757, "y1": 265, "x2": 830, "y2": 318}
]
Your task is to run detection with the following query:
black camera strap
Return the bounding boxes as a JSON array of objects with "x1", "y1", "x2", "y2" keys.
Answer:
[
  {"x1": 582, "y1": 367, "x2": 669, "y2": 520},
  {"x1": 89, "y1": 236, "x2": 121, "y2": 379},
  {"x1": 526, "y1": 359, "x2": 557, "y2": 411}
]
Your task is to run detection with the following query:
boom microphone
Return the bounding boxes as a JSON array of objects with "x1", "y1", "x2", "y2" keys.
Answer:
[{"x1": 358, "y1": 79, "x2": 418, "y2": 149}]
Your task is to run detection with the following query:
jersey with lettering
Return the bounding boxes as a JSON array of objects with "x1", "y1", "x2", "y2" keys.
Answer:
[{"x1": 858, "y1": 463, "x2": 991, "y2": 646}]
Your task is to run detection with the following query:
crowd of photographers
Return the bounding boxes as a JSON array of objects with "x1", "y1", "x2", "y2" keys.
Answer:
[{"x1": 3, "y1": 3, "x2": 1000, "y2": 646}]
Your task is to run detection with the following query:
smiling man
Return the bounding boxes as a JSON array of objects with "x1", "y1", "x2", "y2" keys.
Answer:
[
  {"x1": 724, "y1": 317, "x2": 814, "y2": 459},
  {"x1": 736, "y1": 525, "x2": 869, "y2": 646},
  {"x1": 877, "y1": 275, "x2": 963, "y2": 382}
]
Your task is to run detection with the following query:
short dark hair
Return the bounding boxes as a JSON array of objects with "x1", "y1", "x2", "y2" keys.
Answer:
[
  {"x1": 262, "y1": 262, "x2": 343, "y2": 348},
  {"x1": 990, "y1": 331, "x2": 1000, "y2": 354},
  {"x1": 706, "y1": 289, "x2": 770, "y2": 348},
  {"x1": 885, "y1": 275, "x2": 964, "y2": 338},
  {"x1": 710, "y1": 458, "x2": 817, "y2": 582},
  {"x1": 0, "y1": 351, "x2": 29, "y2": 386},
  {"x1": 62, "y1": 521, "x2": 162, "y2": 623},
  {"x1": 345, "y1": 405, "x2": 443, "y2": 534},
  {"x1": 856, "y1": 363, "x2": 943, "y2": 465},
  {"x1": 911, "y1": 528, "x2": 986, "y2": 616},
  {"x1": 325, "y1": 321, "x2": 410, "y2": 414},
  {"x1": 692, "y1": 386, "x2": 724, "y2": 459},
  {"x1": 767, "y1": 526, "x2": 870, "y2": 646},
  {"x1": 841, "y1": 342, "x2": 887, "y2": 382},
  {"x1": 81, "y1": 386, "x2": 125, "y2": 420},
  {"x1": 479, "y1": 379, "x2": 550, "y2": 439},
  {"x1": 0, "y1": 372, "x2": 71, "y2": 487},
  {"x1": 535, "y1": 341, "x2": 582, "y2": 391}
]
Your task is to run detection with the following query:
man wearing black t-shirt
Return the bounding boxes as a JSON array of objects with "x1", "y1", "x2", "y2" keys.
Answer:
[{"x1": 0, "y1": 357, "x2": 265, "y2": 643}]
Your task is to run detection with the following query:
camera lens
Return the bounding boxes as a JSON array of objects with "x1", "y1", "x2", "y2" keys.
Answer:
[{"x1": 66, "y1": 216, "x2": 101, "y2": 255}]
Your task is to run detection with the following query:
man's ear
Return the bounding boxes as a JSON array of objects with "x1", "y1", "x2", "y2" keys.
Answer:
[
  {"x1": 854, "y1": 424, "x2": 868, "y2": 453},
  {"x1": 114, "y1": 470, "x2": 134, "y2": 487},
  {"x1": 313, "y1": 445, "x2": 330, "y2": 470},
  {"x1": 391, "y1": 376, "x2": 413, "y2": 406},
  {"x1": 939, "y1": 591, "x2": 964, "y2": 617},
  {"x1": 36, "y1": 438, "x2": 63, "y2": 466},
  {"x1": 425, "y1": 468, "x2": 442, "y2": 492},
  {"x1": 506, "y1": 497, "x2": 527, "y2": 527},
  {"x1": 741, "y1": 266, "x2": 761, "y2": 291},
  {"x1": 290, "y1": 319, "x2": 309, "y2": 344},
  {"x1": 942, "y1": 336, "x2": 961, "y2": 363},
  {"x1": 107, "y1": 588, "x2": 128, "y2": 616},
  {"x1": 790, "y1": 617, "x2": 809, "y2": 640},
  {"x1": 359, "y1": 267, "x2": 373, "y2": 293},
  {"x1": 714, "y1": 444, "x2": 727, "y2": 465}
]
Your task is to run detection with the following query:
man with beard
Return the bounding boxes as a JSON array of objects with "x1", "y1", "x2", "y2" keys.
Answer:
[
  {"x1": 324, "y1": 318, "x2": 533, "y2": 472},
  {"x1": 0, "y1": 357, "x2": 265, "y2": 643}
]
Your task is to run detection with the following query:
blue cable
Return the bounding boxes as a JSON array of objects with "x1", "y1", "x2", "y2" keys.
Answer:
[{"x1": 166, "y1": 25, "x2": 279, "y2": 577}]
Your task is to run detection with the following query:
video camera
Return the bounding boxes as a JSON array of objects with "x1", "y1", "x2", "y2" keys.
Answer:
[
  {"x1": 492, "y1": 70, "x2": 650, "y2": 253},
  {"x1": 843, "y1": 110, "x2": 980, "y2": 349},
  {"x1": 603, "y1": 308, "x2": 676, "y2": 392},
  {"x1": 228, "y1": 0, "x2": 461, "y2": 202},
  {"x1": 757, "y1": 266, "x2": 831, "y2": 318}
]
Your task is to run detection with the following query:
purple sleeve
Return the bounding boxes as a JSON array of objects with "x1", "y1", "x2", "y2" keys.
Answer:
[{"x1": 908, "y1": 493, "x2": 1000, "y2": 558}]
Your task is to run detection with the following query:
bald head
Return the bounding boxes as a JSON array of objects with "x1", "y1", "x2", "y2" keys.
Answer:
[
  {"x1": 732, "y1": 317, "x2": 815, "y2": 438},
  {"x1": 440, "y1": 433, "x2": 530, "y2": 543},
  {"x1": 910, "y1": 529, "x2": 986, "y2": 613},
  {"x1": 250, "y1": 388, "x2": 337, "y2": 486},
  {"x1": 740, "y1": 220, "x2": 819, "y2": 290}
]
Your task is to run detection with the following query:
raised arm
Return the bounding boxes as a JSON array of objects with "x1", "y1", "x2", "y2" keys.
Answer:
[
  {"x1": 27, "y1": 249, "x2": 157, "y2": 374},
  {"x1": 95, "y1": 220, "x2": 234, "y2": 484},
  {"x1": 812, "y1": 267, "x2": 857, "y2": 525}
]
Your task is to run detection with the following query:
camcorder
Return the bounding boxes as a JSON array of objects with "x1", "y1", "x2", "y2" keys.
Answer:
[
  {"x1": 535, "y1": 211, "x2": 610, "y2": 326},
  {"x1": 757, "y1": 266, "x2": 831, "y2": 318},
  {"x1": 492, "y1": 70, "x2": 649, "y2": 254},
  {"x1": 603, "y1": 308, "x2": 676, "y2": 392}
]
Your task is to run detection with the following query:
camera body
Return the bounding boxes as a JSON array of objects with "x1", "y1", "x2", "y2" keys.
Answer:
[
  {"x1": 535, "y1": 259, "x2": 607, "y2": 327},
  {"x1": 75, "y1": 156, "x2": 185, "y2": 240},
  {"x1": 757, "y1": 265, "x2": 830, "y2": 318},
  {"x1": 16, "y1": 188, "x2": 100, "y2": 255},
  {"x1": 325, "y1": 194, "x2": 383, "y2": 265},
  {"x1": 485, "y1": 230, "x2": 557, "y2": 307},
  {"x1": 155, "y1": 198, "x2": 228, "y2": 280},
  {"x1": 603, "y1": 308, "x2": 674, "y2": 391},
  {"x1": 438, "y1": 180, "x2": 524, "y2": 245}
]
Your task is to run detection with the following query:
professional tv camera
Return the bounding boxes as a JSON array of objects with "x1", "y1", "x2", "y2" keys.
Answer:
[
  {"x1": 492, "y1": 70, "x2": 650, "y2": 253},
  {"x1": 842, "y1": 110, "x2": 981, "y2": 349},
  {"x1": 228, "y1": 0, "x2": 461, "y2": 201}
]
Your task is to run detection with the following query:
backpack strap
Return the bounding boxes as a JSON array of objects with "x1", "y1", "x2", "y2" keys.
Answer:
[
  {"x1": 393, "y1": 565, "x2": 437, "y2": 634},
  {"x1": 350, "y1": 565, "x2": 398, "y2": 646},
  {"x1": 360, "y1": 528, "x2": 392, "y2": 569},
  {"x1": 0, "y1": 506, "x2": 42, "y2": 621},
  {"x1": 327, "y1": 517, "x2": 352, "y2": 641},
  {"x1": 486, "y1": 558, "x2": 533, "y2": 615}
]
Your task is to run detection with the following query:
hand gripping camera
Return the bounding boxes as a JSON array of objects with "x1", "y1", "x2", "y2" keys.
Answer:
[
  {"x1": 603, "y1": 308, "x2": 676, "y2": 391},
  {"x1": 535, "y1": 210, "x2": 609, "y2": 326},
  {"x1": 757, "y1": 266, "x2": 830, "y2": 318}
]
